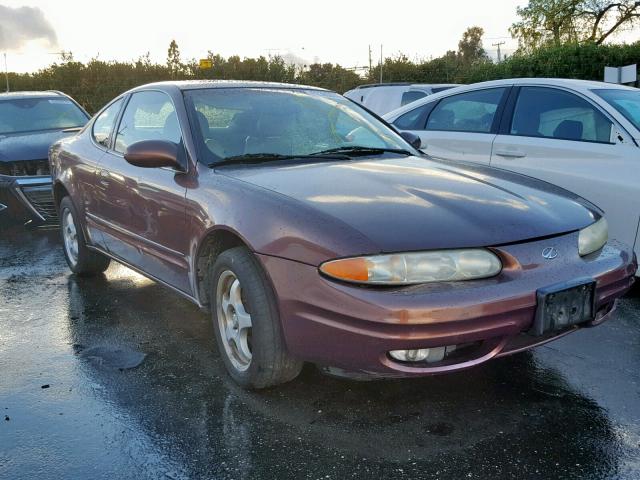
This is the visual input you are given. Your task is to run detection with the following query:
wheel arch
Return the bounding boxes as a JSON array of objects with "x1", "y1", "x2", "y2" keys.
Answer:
[
  {"x1": 194, "y1": 226, "x2": 254, "y2": 308},
  {"x1": 52, "y1": 181, "x2": 70, "y2": 211}
]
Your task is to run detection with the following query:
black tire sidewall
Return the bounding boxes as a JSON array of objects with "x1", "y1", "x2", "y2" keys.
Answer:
[
  {"x1": 210, "y1": 247, "x2": 290, "y2": 389},
  {"x1": 59, "y1": 196, "x2": 108, "y2": 275}
]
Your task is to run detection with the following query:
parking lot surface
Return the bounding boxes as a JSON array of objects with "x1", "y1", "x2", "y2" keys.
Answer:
[{"x1": 1, "y1": 225, "x2": 639, "y2": 480}]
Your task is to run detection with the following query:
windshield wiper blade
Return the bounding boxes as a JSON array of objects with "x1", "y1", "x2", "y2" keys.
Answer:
[
  {"x1": 310, "y1": 146, "x2": 413, "y2": 157},
  {"x1": 210, "y1": 152, "x2": 350, "y2": 167}
]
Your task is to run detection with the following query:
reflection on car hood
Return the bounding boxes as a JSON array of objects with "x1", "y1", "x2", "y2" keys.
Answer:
[
  {"x1": 220, "y1": 156, "x2": 599, "y2": 251},
  {"x1": 0, "y1": 129, "x2": 75, "y2": 162}
]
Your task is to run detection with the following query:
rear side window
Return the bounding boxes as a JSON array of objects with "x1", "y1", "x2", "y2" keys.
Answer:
[
  {"x1": 511, "y1": 87, "x2": 612, "y2": 143},
  {"x1": 92, "y1": 98, "x2": 123, "y2": 147},
  {"x1": 426, "y1": 88, "x2": 505, "y2": 133},
  {"x1": 393, "y1": 102, "x2": 436, "y2": 130},
  {"x1": 400, "y1": 91, "x2": 427, "y2": 106},
  {"x1": 114, "y1": 91, "x2": 182, "y2": 154}
]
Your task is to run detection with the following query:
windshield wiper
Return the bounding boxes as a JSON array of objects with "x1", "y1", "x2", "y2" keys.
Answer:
[
  {"x1": 310, "y1": 146, "x2": 414, "y2": 157},
  {"x1": 210, "y1": 152, "x2": 350, "y2": 167}
]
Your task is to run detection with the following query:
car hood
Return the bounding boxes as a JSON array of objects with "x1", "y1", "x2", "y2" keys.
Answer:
[
  {"x1": 218, "y1": 156, "x2": 599, "y2": 252},
  {"x1": 0, "y1": 129, "x2": 76, "y2": 162}
]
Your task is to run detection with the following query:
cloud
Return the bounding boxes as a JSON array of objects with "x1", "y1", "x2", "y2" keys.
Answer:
[{"x1": 0, "y1": 5, "x2": 58, "y2": 51}]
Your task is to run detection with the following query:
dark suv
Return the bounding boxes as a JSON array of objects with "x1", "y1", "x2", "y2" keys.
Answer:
[{"x1": 0, "y1": 91, "x2": 89, "y2": 226}]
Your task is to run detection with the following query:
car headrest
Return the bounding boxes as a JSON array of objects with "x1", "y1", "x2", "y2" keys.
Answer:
[
  {"x1": 163, "y1": 112, "x2": 181, "y2": 143},
  {"x1": 553, "y1": 120, "x2": 583, "y2": 140},
  {"x1": 195, "y1": 111, "x2": 210, "y2": 137}
]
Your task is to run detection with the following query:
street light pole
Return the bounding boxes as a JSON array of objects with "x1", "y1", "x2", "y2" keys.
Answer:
[
  {"x1": 4, "y1": 53, "x2": 9, "y2": 92},
  {"x1": 379, "y1": 44, "x2": 383, "y2": 84}
]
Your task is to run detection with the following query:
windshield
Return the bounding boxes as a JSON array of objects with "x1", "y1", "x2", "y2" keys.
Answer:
[
  {"x1": 183, "y1": 87, "x2": 415, "y2": 164},
  {"x1": 593, "y1": 88, "x2": 640, "y2": 132},
  {"x1": 0, "y1": 97, "x2": 88, "y2": 135}
]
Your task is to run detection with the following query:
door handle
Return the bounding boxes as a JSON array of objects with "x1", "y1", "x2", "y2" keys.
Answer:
[
  {"x1": 98, "y1": 169, "x2": 110, "y2": 186},
  {"x1": 494, "y1": 149, "x2": 526, "y2": 159}
]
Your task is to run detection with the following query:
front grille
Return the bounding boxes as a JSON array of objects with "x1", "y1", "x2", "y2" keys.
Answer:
[
  {"x1": 21, "y1": 185, "x2": 58, "y2": 222},
  {"x1": 0, "y1": 159, "x2": 50, "y2": 176}
]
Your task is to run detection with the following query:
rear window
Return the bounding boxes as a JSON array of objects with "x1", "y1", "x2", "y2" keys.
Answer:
[
  {"x1": 400, "y1": 91, "x2": 427, "y2": 106},
  {"x1": 0, "y1": 97, "x2": 87, "y2": 134}
]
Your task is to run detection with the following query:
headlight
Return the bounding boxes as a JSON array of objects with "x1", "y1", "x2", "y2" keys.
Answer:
[
  {"x1": 578, "y1": 217, "x2": 608, "y2": 256},
  {"x1": 319, "y1": 249, "x2": 502, "y2": 285}
]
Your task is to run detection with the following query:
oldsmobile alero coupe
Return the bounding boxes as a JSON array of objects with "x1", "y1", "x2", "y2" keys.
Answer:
[{"x1": 49, "y1": 81, "x2": 637, "y2": 388}]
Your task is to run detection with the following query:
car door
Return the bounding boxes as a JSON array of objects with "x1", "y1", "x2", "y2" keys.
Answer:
[
  {"x1": 82, "y1": 97, "x2": 125, "y2": 248},
  {"x1": 491, "y1": 85, "x2": 640, "y2": 256},
  {"x1": 392, "y1": 87, "x2": 510, "y2": 165},
  {"x1": 92, "y1": 90, "x2": 192, "y2": 294}
]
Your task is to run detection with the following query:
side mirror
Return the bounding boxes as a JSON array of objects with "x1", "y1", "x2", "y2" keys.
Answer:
[
  {"x1": 399, "y1": 131, "x2": 422, "y2": 150},
  {"x1": 124, "y1": 140, "x2": 182, "y2": 169}
]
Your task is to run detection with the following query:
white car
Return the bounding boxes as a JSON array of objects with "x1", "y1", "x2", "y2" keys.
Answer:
[
  {"x1": 344, "y1": 83, "x2": 458, "y2": 115},
  {"x1": 384, "y1": 78, "x2": 640, "y2": 267}
]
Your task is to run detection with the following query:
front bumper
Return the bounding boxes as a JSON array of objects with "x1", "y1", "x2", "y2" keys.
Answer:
[
  {"x1": 258, "y1": 232, "x2": 636, "y2": 377},
  {"x1": 0, "y1": 174, "x2": 57, "y2": 225}
]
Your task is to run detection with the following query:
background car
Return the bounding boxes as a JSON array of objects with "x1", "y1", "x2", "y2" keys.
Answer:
[
  {"x1": 50, "y1": 81, "x2": 635, "y2": 389},
  {"x1": 343, "y1": 83, "x2": 458, "y2": 115},
  {"x1": 0, "y1": 91, "x2": 89, "y2": 226},
  {"x1": 384, "y1": 78, "x2": 640, "y2": 270}
]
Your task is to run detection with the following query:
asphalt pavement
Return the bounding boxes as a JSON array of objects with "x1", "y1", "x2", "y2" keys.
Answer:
[{"x1": 1, "y1": 225, "x2": 639, "y2": 479}]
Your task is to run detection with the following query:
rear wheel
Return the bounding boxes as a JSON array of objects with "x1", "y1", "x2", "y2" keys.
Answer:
[
  {"x1": 211, "y1": 247, "x2": 302, "y2": 389},
  {"x1": 59, "y1": 196, "x2": 110, "y2": 275}
]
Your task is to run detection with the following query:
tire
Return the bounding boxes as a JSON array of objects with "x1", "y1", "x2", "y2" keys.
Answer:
[
  {"x1": 211, "y1": 246, "x2": 303, "y2": 389},
  {"x1": 59, "y1": 196, "x2": 111, "y2": 276}
]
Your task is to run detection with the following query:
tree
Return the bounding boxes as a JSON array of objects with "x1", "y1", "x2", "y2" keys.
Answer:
[
  {"x1": 511, "y1": 0, "x2": 640, "y2": 51},
  {"x1": 580, "y1": 0, "x2": 640, "y2": 44},
  {"x1": 166, "y1": 39, "x2": 182, "y2": 78},
  {"x1": 458, "y1": 26, "x2": 488, "y2": 64}
]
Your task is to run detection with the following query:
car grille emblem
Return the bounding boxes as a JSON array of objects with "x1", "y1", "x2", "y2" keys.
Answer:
[{"x1": 542, "y1": 247, "x2": 559, "y2": 259}]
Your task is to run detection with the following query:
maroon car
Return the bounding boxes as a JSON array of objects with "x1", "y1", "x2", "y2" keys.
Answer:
[{"x1": 49, "y1": 81, "x2": 636, "y2": 389}]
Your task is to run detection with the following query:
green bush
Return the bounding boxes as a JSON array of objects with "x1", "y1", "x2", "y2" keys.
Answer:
[{"x1": 6, "y1": 42, "x2": 639, "y2": 115}]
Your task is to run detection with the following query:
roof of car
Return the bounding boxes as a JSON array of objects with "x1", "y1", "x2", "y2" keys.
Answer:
[
  {"x1": 383, "y1": 77, "x2": 637, "y2": 121},
  {"x1": 135, "y1": 80, "x2": 329, "y2": 92},
  {"x1": 349, "y1": 83, "x2": 458, "y2": 90},
  {"x1": 463, "y1": 77, "x2": 636, "y2": 91},
  {"x1": 0, "y1": 90, "x2": 67, "y2": 99}
]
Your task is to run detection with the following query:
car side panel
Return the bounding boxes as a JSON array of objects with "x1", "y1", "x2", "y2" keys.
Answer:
[{"x1": 491, "y1": 134, "x2": 640, "y2": 263}]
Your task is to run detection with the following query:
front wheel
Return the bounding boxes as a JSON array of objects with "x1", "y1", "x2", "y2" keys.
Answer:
[
  {"x1": 211, "y1": 247, "x2": 302, "y2": 389},
  {"x1": 59, "y1": 196, "x2": 110, "y2": 276}
]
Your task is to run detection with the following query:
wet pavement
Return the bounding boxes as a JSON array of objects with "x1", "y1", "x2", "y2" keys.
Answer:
[{"x1": 1, "y1": 225, "x2": 639, "y2": 480}]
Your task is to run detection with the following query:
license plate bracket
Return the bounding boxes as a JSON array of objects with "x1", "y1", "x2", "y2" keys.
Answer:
[{"x1": 531, "y1": 279, "x2": 596, "y2": 336}]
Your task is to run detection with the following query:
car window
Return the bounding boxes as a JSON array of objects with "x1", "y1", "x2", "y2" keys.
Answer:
[
  {"x1": 593, "y1": 88, "x2": 640, "y2": 132},
  {"x1": 511, "y1": 87, "x2": 612, "y2": 143},
  {"x1": 92, "y1": 98, "x2": 123, "y2": 148},
  {"x1": 400, "y1": 91, "x2": 427, "y2": 107},
  {"x1": 426, "y1": 88, "x2": 505, "y2": 133},
  {"x1": 0, "y1": 96, "x2": 87, "y2": 135},
  {"x1": 185, "y1": 88, "x2": 412, "y2": 163},
  {"x1": 393, "y1": 102, "x2": 435, "y2": 130},
  {"x1": 114, "y1": 91, "x2": 182, "y2": 154}
]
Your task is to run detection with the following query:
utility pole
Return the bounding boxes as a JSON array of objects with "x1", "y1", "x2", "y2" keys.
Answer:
[
  {"x1": 379, "y1": 44, "x2": 383, "y2": 84},
  {"x1": 3, "y1": 53, "x2": 8, "y2": 92},
  {"x1": 492, "y1": 41, "x2": 505, "y2": 63},
  {"x1": 368, "y1": 45, "x2": 372, "y2": 76}
]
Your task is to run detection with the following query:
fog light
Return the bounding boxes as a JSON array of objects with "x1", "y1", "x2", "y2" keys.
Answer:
[{"x1": 389, "y1": 347, "x2": 446, "y2": 363}]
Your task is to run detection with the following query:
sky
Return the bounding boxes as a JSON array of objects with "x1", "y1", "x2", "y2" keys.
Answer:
[{"x1": 1, "y1": 0, "x2": 639, "y2": 74}]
